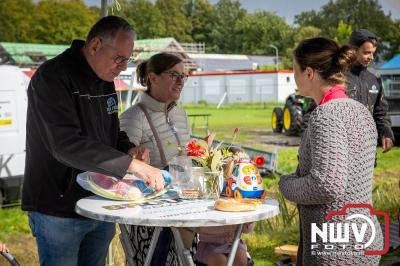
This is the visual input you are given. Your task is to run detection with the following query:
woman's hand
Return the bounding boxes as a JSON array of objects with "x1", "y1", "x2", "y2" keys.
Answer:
[
  {"x1": 128, "y1": 145, "x2": 150, "y2": 164},
  {"x1": 127, "y1": 159, "x2": 164, "y2": 191}
]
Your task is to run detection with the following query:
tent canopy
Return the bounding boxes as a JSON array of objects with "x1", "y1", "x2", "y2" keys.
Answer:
[{"x1": 380, "y1": 54, "x2": 400, "y2": 70}]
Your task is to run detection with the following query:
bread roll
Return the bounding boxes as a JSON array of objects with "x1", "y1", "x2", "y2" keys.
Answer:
[{"x1": 214, "y1": 198, "x2": 261, "y2": 212}]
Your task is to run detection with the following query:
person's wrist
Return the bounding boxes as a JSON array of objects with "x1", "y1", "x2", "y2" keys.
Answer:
[{"x1": 127, "y1": 158, "x2": 139, "y2": 173}]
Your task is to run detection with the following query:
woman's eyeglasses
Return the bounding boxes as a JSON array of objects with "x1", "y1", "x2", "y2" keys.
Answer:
[{"x1": 163, "y1": 71, "x2": 188, "y2": 82}]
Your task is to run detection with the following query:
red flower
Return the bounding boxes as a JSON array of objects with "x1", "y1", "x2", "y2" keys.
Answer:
[
  {"x1": 186, "y1": 139, "x2": 207, "y2": 157},
  {"x1": 254, "y1": 156, "x2": 265, "y2": 167}
]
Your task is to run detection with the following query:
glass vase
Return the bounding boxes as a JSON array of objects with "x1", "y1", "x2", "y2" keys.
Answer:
[{"x1": 203, "y1": 171, "x2": 222, "y2": 199}]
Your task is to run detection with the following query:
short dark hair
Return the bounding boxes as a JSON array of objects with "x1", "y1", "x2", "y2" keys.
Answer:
[
  {"x1": 86, "y1": 15, "x2": 135, "y2": 43},
  {"x1": 294, "y1": 37, "x2": 356, "y2": 85},
  {"x1": 136, "y1": 53, "x2": 183, "y2": 89},
  {"x1": 349, "y1": 29, "x2": 378, "y2": 48}
]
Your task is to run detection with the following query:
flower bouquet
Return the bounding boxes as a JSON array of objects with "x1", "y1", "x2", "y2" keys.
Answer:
[{"x1": 185, "y1": 129, "x2": 246, "y2": 199}]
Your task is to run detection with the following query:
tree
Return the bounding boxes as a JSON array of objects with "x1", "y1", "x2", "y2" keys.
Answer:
[
  {"x1": 31, "y1": 0, "x2": 97, "y2": 44},
  {"x1": 189, "y1": 0, "x2": 217, "y2": 49},
  {"x1": 115, "y1": 0, "x2": 166, "y2": 39},
  {"x1": 295, "y1": 0, "x2": 393, "y2": 42},
  {"x1": 294, "y1": 10, "x2": 324, "y2": 29},
  {"x1": 283, "y1": 26, "x2": 321, "y2": 69},
  {"x1": 0, "y1": 0, "x2": 35, "y2": 42},
  {"x1": 210, "y1": 0, "x2": 247, "y2": 53},
  {"x1": 336, "y1": 21, "x2": 352, "y2": 45},
  {"x1": 294, "y1": 0, "x2": 397, "y2": 59},
  {"x1": 384, "y1": 19, "x2": 400, "y2": 59},
  {"x1": 294, "y1": 26, "x2": 322, "y2": 44},
  {"x1": 236, "y1": 11, "x2": 293, "y2": 56},
  {"x1": 156, "y1": 0, "x2": 193, "y2": 42}
]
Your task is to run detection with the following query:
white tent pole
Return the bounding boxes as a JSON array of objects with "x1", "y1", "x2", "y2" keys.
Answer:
[{"x1": 101, "y1": 0, "x2": 108, "y2": 17}]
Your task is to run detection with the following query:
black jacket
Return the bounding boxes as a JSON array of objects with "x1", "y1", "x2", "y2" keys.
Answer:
[
  {"x1": 346, "y1": 64, "x2": 394, "y2": 140},
  {"x1": 22, "y1": 40, "x2": 135, "y2": 217}
]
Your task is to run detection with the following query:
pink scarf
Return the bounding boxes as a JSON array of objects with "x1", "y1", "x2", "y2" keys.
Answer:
[{"x1": 319, "y1": 84, "x2": 348, "y2": 106}]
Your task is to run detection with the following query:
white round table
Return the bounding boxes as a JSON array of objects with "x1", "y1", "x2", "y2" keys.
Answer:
[{"x1": 76, "y1": 196, "x2": 280, "y2": 266}]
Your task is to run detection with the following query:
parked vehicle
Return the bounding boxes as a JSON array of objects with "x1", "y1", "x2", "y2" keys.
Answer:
[
  {"x1": 0, "y1": 66, "x2": 29, "y2": 206},
  {"x1": 271, "y1": 93, "x2": 316, "y2": 136},
  {"x1": 224, "y1": 160, "x2": 266, "y2": 200},
  {"x1": 381, "y1": 74, "x2": 400, "y2": 145}
]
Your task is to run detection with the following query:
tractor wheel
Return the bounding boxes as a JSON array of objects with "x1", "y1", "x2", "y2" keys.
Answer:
[
  {"x1": 283, "y1": 103, "x2": 303, "y2": 136},
  {"x1": 234, "y1": 189, "x2": 243, "y2": 200},
  {"x1": 226, "y1": 186, "x2": 233, "y2": 198},
  {"x1": 272, "y1": 107, "x2": 283, "y2": 133}
]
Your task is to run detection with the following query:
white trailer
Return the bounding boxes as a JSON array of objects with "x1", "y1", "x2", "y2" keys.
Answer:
[{"x1": 0, "y1": 65, "x2": 29, "y2": 206}]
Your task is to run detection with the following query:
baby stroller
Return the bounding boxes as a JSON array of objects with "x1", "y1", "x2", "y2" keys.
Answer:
[{"x1": 0, "y1": 250, "x2": 20, "y2": 266}]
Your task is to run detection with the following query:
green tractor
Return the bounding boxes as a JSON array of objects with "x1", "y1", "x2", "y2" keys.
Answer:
[{"x1": 272, "y1": 93, "x2": 316, "y2": 136}]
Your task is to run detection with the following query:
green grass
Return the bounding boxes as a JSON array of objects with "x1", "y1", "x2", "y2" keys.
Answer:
[
  {"x1": 183, "y1": 102, "x2": 278, "y2": 143},
  {"x1": 375, "y1": 147, "x2": 400, "y2": 179},
  {"x1": 275, "y1": 147, "x2": 298, "y2": 174},
  {"x1": 0, "y1": 208, "x2": 30, "y2": 240}
]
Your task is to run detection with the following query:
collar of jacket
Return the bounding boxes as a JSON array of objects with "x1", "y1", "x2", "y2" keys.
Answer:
[
  {"x1": 68, "y1": 40, "x2": 103, "y2": 80},
  {"x1": 350, "y1": 62, "x2": 367, "y2": 75},
  {"x1": 139, "y1": 92, "x2": 177, "y2": 113}
]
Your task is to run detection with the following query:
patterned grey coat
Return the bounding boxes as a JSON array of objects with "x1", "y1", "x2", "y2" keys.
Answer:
[{"x1": 279, "y1": 98, "x2": 383, "y2": 266}]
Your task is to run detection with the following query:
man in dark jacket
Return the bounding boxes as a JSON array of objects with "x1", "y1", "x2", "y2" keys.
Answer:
[
  {"x1": 22, "y1": 16, "x2": 164, "y2": 266},
  {"x1": 347, "y1": 29, "x2": 394, "y2": 152}
]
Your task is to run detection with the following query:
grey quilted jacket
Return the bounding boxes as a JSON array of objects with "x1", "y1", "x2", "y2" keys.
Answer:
[{"x1": 120, "y1": 92, "x2": 191, "y2": 169}]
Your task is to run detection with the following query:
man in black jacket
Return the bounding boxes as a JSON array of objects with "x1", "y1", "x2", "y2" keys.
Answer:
[
  {"x1": 22, "y1": 16, "x2": 164, "y2": 266},
  {"x1": 347, "y1": 29, "x2": 394, "y2": 153}
]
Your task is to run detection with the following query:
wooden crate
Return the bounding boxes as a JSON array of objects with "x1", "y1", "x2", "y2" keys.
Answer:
[{"x1": 275, "y1": 244, "x2": 298, "y2": 262}]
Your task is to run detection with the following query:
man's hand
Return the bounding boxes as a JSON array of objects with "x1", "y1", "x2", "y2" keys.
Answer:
[
  {"x1": 382, "y1": 137, "x2": 393, "y2": 153},
  {"x1": 127, "y1": 159, "x2": 164, "y2": 191},
  {"x1": 128, "y1": 146, "x2": 150, "y2": 164}
]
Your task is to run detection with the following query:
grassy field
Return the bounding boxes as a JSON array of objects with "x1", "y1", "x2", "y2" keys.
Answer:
[
  {"x1": 0, "y1": 103, "x2": 399, "y2": 265},
  {"x1": 183, "y1": 103, "x2": 278, "y2": 144}
]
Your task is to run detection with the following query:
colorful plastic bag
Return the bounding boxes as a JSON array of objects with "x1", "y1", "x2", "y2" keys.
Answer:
[{"x1": 77, "y1": 170, "x2": 172, "y2": 201}]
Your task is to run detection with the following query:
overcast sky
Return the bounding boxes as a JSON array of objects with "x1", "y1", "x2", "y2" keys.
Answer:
[{"x1": 85, "y1": 0, "x2": 400, "y2": 25}]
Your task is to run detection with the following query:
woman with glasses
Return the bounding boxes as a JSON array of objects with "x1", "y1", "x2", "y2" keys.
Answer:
[{"x1": 119, "y1": 52, "x2": 191, "y2": 265}]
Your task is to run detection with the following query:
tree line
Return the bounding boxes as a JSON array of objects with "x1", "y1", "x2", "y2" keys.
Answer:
[{"x1": 1, "y1": 0, "x2": 399, "y2": 68}]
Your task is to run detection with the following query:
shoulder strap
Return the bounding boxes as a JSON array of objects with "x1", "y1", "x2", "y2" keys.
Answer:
[
  {"x1": 166, "y1": 115, "x2": 183, "y2": 156},
  {"x1": 137, "y1": 103, "x2": 168, "y2": 166}
]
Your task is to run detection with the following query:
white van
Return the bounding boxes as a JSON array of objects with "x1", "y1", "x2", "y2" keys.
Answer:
[{"x1": 0, "y1": 65, "x2": 29, "y2": 206}]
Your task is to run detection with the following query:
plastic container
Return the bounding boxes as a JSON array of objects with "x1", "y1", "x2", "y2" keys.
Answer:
[{"x1": 77, "y1": 170, "x2": 172, "y2": 201}]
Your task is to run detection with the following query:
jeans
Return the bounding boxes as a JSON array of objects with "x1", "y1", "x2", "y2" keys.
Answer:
[{"x1": 28, "y1": 211, "x2": 115, "y2": 266}]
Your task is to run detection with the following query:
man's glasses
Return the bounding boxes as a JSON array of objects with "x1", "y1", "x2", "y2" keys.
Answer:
[
  {"x1": 113, "y1": 55, "x2": 133, "y2": 65},
  {"x1": 163, "y1": 71, "x2": 188, "y2": 82},
  {"x1": 100, "y1": 38, "x2": 133, "y2": 65}
]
